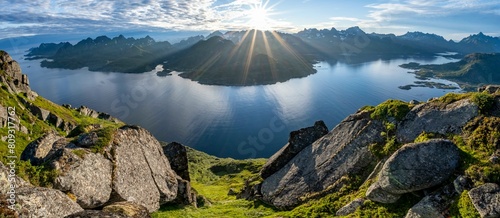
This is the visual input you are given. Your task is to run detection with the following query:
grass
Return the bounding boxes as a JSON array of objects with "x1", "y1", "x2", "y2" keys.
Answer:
[{"x1": 369, "y1": 100, "x2": 412, "y2": 121}]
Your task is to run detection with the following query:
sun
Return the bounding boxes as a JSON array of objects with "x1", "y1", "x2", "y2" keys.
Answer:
[{"x1": 247, "y1": 1, "x2": 273, "y2": 30}]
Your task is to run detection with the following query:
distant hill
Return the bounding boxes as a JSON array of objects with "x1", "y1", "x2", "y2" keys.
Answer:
[
  {"x1": 400, "y1": 53, "x2": 500, "y2": 90},
  {"x1": 165, "y1": 30, "x2": 317, "y2": 86}
]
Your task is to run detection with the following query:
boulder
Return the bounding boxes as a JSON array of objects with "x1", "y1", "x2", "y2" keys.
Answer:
[
  {"x1": 261, "y1": 111, "x2": 384, "y2": 209},
  {"x1": 0, "y1": 161, "x2": 31, "y2": 195},
  {"x1": 110, "y1": 126, "x2": 178, "y2": 212},
  {"x1": 468, "y1": 183, "x2": 500, "y2": 218},
  {"x1": 453, "y1": 175, "x2": 472, "y2": 194},
  {"x1": 163, "y1": 142, "x2": 190, "y2": 181},
  {"x1": 336, "y1": 198, "x2": 365, "y2": 216},
  {"x1": 396, "y1": 99, "x2": 478, "y2": 143},
  {"x1": 30, "y1": 104, "x2": 51, "y2": 121},
  {"x1": 366, "y1": 139, "x2": 460, "y2": 203},
  {"x1": 15, "y1": 186, "x2": 84, "y2": 218},
  {"x1": 260, "y1": 120, "x2": 328, "y2": 179},
  {"x1": 20, "y1": 132, "x2": 63, "y2": 165},
  {"x1": 175, "y1": 177, "x2": 197, "y2": 206},
  {"x1": 77, "y1": 106, "x2": 100, "y2": 118},
  {"x1": 52, "y1": 148, "x2": 113, "y2": 209},
  {"x1": 405, "y1": 184, "x2": 457, "y2": 218}
]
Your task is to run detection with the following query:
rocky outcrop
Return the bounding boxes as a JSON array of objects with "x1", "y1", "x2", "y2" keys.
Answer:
[
  {"x1": 163, "y1": 142, "x2": 190, "y2": 181},
  {"x1": 20, "y1": 132, "x2": 64, "y2": 165},
  {"x1": 28, "y1": 104, "x2": 77, "y2": 132},
  {"x1": 0, "y1": 51, "x2": 32, "y2": 96},
  {"x1": 468, "y1": 183, "x2": 500, "y2": 218},
  {"x1": 366, "y1": 139, "x2": 460, "y2": 203},
  {"x1": 260, "y1": 120, "x2": 328, "y2": 179},
  {"x1": 52, "y1": 149, "x2": 113, "y2": 209},
  {"x1": 110, "y1": 126, "x2": 178, "y2": 212},
  {"x1": 77, "y1": 106, "x2": 118, "y2": 122},
  {"x1": 15, "y1": 186, "x2": 84, "y2": 217},
  {"x1": 478, "y1": 85, "x2": 500, "y2": 94},
  {"x1": 261, "y1": 111, "x2": 384, "y2": 209},
  {"x1": 405, "y1": 184, "x2": 458, "y2": 218},
  {"x1": 396, "y1": 99, "x2": 478, "y2": 143}
]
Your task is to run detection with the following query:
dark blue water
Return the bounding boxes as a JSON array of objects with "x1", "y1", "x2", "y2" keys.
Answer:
[{"x1": 12, "y1": 51, "x2": 460, "y2": 159}]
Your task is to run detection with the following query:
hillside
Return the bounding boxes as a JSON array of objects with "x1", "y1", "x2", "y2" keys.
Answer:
[
  {"x1": 401, "y1": 53, "x2": 500, "y2": 90},
  {"x1": 165, "y1": 31, "x2": 317, "y2": 86},
  {"x1": 1, "y1": 50, "x2": 499, "y2": 217}
]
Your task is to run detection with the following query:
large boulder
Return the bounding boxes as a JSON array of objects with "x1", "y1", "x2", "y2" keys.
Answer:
[
  {"x1": 66, "y1": 201, "x2": 150, "y2": 218},
  {"x1": 261, "y1": 111, "x2": 384, "y2": 209},
  {"x1": 366, "y1": 139, "x2": 460, "y2": 203},
  {"x1": 396, "y1": 99, "x2": 478, "y2": 143},
  {"x1": 468, "y1": 183, "x2": 500, "y2": 218},
  {"x1": 163, "y1": 142, "x2": 190, "y2": 181},
  {"x1": 14, "y1": 186, "x2": 84, "y2": 218},
  {"x1": 20, "y1": 132, "x2": 64, "y2": 165},
  {"x1": 52, "y1": 148, "x2": 113, "y2": 209},
  {"x1": 260, "y1": 120, "x2": 328, "y2": 179},
  {"x1": 110, "y1": 126, "x2": 178, "y2": 212}
]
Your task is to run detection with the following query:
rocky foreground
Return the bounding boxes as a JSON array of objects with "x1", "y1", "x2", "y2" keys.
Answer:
[{"x1": 1, "y1": 50, "x2": 499, "y2": 217}]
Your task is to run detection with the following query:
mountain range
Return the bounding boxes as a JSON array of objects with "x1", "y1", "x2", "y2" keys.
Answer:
[{"x1": 25, "y1": 27, "x2": 500, "y2": 85}]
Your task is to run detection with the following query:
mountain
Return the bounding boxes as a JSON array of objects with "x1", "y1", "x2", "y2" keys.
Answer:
[
  {"x1": 2, "y1": 51, "x2": 499, "y2": 217},
  {"x1": 401, "y1": 53, "x2": 500, "y2": 90},
  {"x1": 164, "y1": 30, "x2": 317, "y2": 86},
  {"x1": 459, "y1": 32, "x2": 500, "y2": 53},
  {"x1": 26, "y1": 35, "x2": 175, "y2": 73}
]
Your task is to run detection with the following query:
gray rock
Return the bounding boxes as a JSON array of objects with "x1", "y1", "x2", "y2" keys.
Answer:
[
  {"x1": 53, "y1": 149, "x2": 113, "y2": 209},
  {"x1": 77, "y1": 106, "x2": 100, "y2": 118},
  {"x1": 20, "y1": 132, "x2": 63, "y2": 165},
  {"x1": 405, "y1": 184, "x2": 457, "y2": 218},
  {"x1": 336, "y1": 198, "x2": 365, "y2": 216},
  {"x1": 397, "y1": 99, "x2": 478, "y2": 143},
  {"x1": 468, "y1": 183, "x2": 500, "y2": 218},
  {"x1": 30, "y1": 104, "x2": 51, "y2": 121},
  {"x1": 365, "y1": 182, "x2": 401, "y2": 203},
  {"x1": 76, "y1": 132, "x2": 99, "y2": 148},
  {"x1": 163, "y1": 142, "x2": 190, "y2": 181},
  {"x1": 102, "y1": 201, "x2": 151, "y2": 218},
  {"x1": 453, "y1": 175, "x2": 472, "y2": 194},
  {"x1": 175, "y1": 177, "x2": 197, "y2": 206},
  {"x1": 261, "y1": 111, "x2": 384, "y2": 209},
  {"x1": 0, "y1": 51, "x2": 31, "y2": 94},
  {"x1": 0, "y1": 105, "x2": 7, "y2": 127},
  {"x1": 260, "y1": 120, "x2": 329, "y2": 179},
  {"x1": 0, "y1": 161, "x2": 31, "y2": 195},
  {"x1": 490, "y1": 150, "x2": 500, "y2": 164},
  {"x1": 409, "y1": 100, "x2": 421, "y2": 105},
  {"x1": 110, "y1": 126, "x2": 178, "y2": 212},
  {"x1": 367, "y1": 139, "x2": 459, "y2": 203},
  {"x1": 15, "y1": 186, "x2": 84, "y2": 218}
]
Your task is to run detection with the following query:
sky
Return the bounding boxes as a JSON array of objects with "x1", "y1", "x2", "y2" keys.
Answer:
[{"x1": 1, "y1": 0, "x2": 500, "y2": 41}]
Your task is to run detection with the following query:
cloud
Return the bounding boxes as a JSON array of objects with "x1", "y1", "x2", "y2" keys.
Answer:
[{"x1": 0, "y1": 0, "x2": 295, "y2": 39}]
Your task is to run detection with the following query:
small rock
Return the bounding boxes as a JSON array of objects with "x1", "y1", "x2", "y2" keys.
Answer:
[
  {"x1": 489, "y1": 150, "x2": 500, "y2": 164},
  {"x1": 409, "y1": 100, "x2": 420, "y2": 105},
  {"x1": 468, "y1": 183, "x2": 500, "y2": 218},
  {"x1": 76, "y1": 132, "x2": 99, "y2": 148},
  {"x1": 453, "y1": 175, "x2": 471, "y2": 194},
  {"x1": 30, "y1": 104, "x2": 51, "y2": 121},
  {"x1": 65, "y1": 210, "x2": 127, "y2": 218},
  {"x1": 405, "y1": 184, "x2": 457, "y2": 218},
  {"x1": 336, "y1": 198, "x2": 365, "y2": 216},
  {"x1": 175, "y1": 177, "x2": 197, "y2": 206}
]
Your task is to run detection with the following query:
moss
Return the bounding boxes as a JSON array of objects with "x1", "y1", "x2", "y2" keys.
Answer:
[
  {"x1": 435, "y1": 92, "x2": 471, "y2": 104},
  {"x1": 71, "y1": 149, "x2": 87, "y2": 159},
  {"x1": 15, "y1": 161, "x2": 58, "y2": 188},
  {"x1": 471, "y1": 92, "x2": 495, "y2": 114},
  {"x1": 464, "y1": 116, "x2": 500, "y2": 155},
  {"x1": 370, "y1": 100, "x2": 411, "y2": 121},
  {"x1": 452, "y1": 191, "x2": 481, "y2": 218},
  {"x1": 90, "y1": 127, "x2": 117, "y2": 154},
  {"x1": 66, "y1": 192, "x2": 78, "y2": 202}
]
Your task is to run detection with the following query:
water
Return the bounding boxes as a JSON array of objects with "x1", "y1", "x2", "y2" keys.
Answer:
[{"x1": 11, "y1": 51, "x2": 460, "y2": 159}]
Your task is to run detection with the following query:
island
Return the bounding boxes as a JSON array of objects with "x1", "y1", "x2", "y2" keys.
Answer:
[{"x1": 400, "y1": 53, "x2": 500, "y2": 91}]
